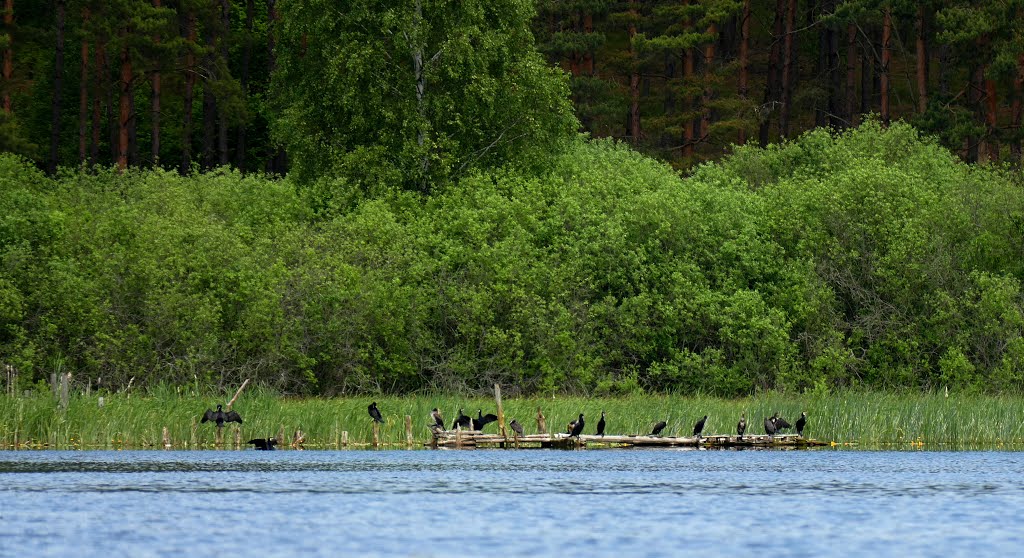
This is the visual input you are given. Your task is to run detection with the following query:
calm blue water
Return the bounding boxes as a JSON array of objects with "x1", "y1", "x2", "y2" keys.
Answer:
[{"x1": 1, "y1": 449, "x2": 1022, "y2": 557}]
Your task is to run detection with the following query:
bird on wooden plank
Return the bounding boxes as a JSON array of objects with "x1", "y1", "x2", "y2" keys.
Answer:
[
  {"x1": 651, "y1": 420, "x2": 667, "y2": 436},
  {"x1": 596, "y1": 411, "x2": 606, "y2": 437},
  {"x1": 201, "y1": 404, "x2": 243, "y2": 428},
  {"x1": 452, "y1": 408, "x2": 472, "y2": 430},
  {"x1": 566, "y1": 419, "x2": 577, "y2": 434},
  {"x1": 693, "y1": 415, "x2": 708, "y2": 438},
  {"x1": 737, "y1": 413, "x2": 747, "y2": 439},
  {"x1": 795, "y1": 411, "x2": 807, "y2": 437},
  {"x1": 773, "y1": 412, "x2": 792, "y2": 433},
  {"x1": 569, "y1": 413, "x2": 585, "y2": 438},
  {"x1": 247, "y1": 438, "x2": 277, "y2": 450},
  {"x1": 368, "y1": 402, "x2": 384, "y2": 423},
  {"x1": 430, "y1": 408, "x2": 445, "y2": 429},
  {"x1": 474, "y1": 410, "x2": 498, "y2": 430},
  {"x1": 510, "y1": 419, "x2": 524, "y2": 438},
  {"x1": 764, "y1": 415, "x2": 777, "y2": 437}
]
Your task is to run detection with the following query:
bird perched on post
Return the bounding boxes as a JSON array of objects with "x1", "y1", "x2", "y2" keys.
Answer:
[
  {"x1": 201, "y1": 404, "x2": 243, "y2": 428},
  {"x1": 474, "y1": 410, "x2": 498, "y2": 430},
  {"x1": 568, "y1": 413, "x2": 585, "y2": 438},
  {"x1": 764, "y1": 415, "x2": 777, "y2": 437},
  {"x1": 247, "y1": 438, "x2": 277, "y2": 450},
  {"x1": 510, "y1": 419, "x2": 524, "y2": 438},
  {"x1": 452, "y1": 409, "x2": 472, "y2": 430},
  {"x1": 795, "y1": 411, "x2": 807, "y2": 437},
  {"x1": 431, "y1": 408, "x2": 445, "y2": 429},
  {"x1": 651, "y1": 420, "x2": 667, "y2": 436},
  {"x1": 693, "y1": 415, "x2": 708, "y2": 438},
  {"x1": 368, "y1": 402, "x2": 384, "y2": 423},
  {"x1": 596, "y1": 411, "x2": 606, "y2": 437},
  {"x1": 737, "y1": 414, "x2": 747, "y2": 439}
]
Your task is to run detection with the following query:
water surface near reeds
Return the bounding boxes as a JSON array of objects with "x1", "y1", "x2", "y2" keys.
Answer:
[{"x1": 2, "y1": 449, "x2": 1022, "y2": 557}]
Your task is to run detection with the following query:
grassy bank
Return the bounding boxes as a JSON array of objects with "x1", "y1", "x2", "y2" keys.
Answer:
[{"x1": 2, "y1": 389, "x2": 1023, "y2": 450}]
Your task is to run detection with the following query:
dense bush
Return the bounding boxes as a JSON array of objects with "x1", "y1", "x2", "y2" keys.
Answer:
[{"x1": 2, "y1": 122, "x2": 1023, "y2": 395}]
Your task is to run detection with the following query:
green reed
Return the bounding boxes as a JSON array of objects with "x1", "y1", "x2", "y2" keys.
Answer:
[{"x1": 2, "y1": 388, "x2": 1022, "y2": 449}]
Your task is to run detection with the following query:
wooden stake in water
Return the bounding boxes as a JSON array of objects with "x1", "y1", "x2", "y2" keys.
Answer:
[
  {"x1": 372, "y1": 421, "x2": 380, "y2": 448},
  {"x1": 455, "y1": 424, "x2": 462, "y2": 448},
  {"x1": 226, "y1": 378, "x2": 250, "y2": 410},
  {"x1": 494, "y1": 383, "x2": 507, "y2": 442},
  {"x1": 162, "y1": 427, "x2": 171, "y2": 449},
  {"x1": 58, "y1": 373, "x2": 70, "y2": 410},
  {"x1": 233, "y1": 427, "x2": 241, "y2": 449},
  {"x1": 405, "y1": 415, "x2": 413, "y2": 447},
  {"x1": 536, "y1": 407, "x2": 547, "y2": 434},
  {"x1": 277, "y1": 425, "x2": 286, "y2": 448},
  {"x1": 341, "y1": 431, "x2": 349, "y2": 447}
]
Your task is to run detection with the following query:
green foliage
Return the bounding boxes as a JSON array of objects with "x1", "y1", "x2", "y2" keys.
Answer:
[{"x1": 2, "y1": 121, "x2": 1024, "y2": 396}]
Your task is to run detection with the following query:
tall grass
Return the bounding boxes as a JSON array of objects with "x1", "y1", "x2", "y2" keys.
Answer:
[{"x1": 2, "y1": 388, "x2": 1022, "y2": 449}]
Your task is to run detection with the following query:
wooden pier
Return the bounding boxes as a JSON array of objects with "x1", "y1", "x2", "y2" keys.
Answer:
[{"x1": 428, "y1": 430, "x2": 828, "y2": 449}]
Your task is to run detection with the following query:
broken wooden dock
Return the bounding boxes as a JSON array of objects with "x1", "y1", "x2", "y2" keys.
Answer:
[{"x1": 428, "y1": 430, "x2": 828, "y2": 449}]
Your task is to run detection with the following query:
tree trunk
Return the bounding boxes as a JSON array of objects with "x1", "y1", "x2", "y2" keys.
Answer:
[
  {"x1": 759, "y1": 0, "x2": 785, "y2": 147},
  {"x1": 967, "y1": 60, "x2": 981, "y2": 163},
  {"x1": 78, "y1": 8, "x2": 89, "y2": 163},
  {"x1": 915, "y1": 3, "x2": 928, "y2": 114},
  {"x1": 682, "y1": 16, "x2": 695, "y2": 159},
  {"x1": 49, "y1": 0, "x2": 66, "y2": 174},
  {"x1": 91, "y1": 40, "x2": 104, "y2": 165},
  {"x1": 738, "y1": 0, "x2": 750, "y2": 145},
  {"x1": 202, "y1": 16, "x2": 217, "y2": 170},
  {"x1": 780, "y1": 0, "x2": 796, "y2": 138},
  {"x1": 182, "y1": 11, "x2": 196, "y2": 173},
  {"x1": 266, "y1": 0, "x2": 285, "y2": 174},
  {"x1": 217, "y1": 0, "x2": 229, "y2": 166},
  {"x1": 151, "y1": 0, "x2": 161, "y2": 166},
  {"x1": 826, "y1": 2, "x2": 840, "y2": 128},
  {"x1": 2, "y1": 0, "x2": 13, "y2": 114},
  {"x1": 236, "y1": 0, "x2": 253, "y2": 169},
  {"x1": 1012, "y1": 53, "x2": 1023, "y2": 164},
  {"x1": 880, "y1": 6, "x2": 891, "y2": 126},
  {"x1": 628, "y1": 0, "x2": 640, "y2": 144},
  {"x1": 700, "y1": 23, "x2": 717, "y2": 142},
  {"x1": 582, "y1": 12, "x2": 594, "y2": 76},
  {"x1": 861, "y1": 29, "x2": 872, "y2": 115},
  {"x1": 846, "y1": 23, "x2": 857, "y2": 126},
  {"x1": 117, "y1": 29, "x2": 131, "y2": 170},
  {"x1": 984, "y1": 76, "x2": 997, "y2": 162},
  {"x1": 663, "y1": 51, "x2": 675, "y2": 149}
]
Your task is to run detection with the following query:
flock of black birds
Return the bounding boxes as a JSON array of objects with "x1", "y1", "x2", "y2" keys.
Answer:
[{"x1": 200, "y1": 400, "x2": 810, "y2": 450}]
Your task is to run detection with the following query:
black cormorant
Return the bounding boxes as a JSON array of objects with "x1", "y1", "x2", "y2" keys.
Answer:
[
  {"x1": 737, "y1": 414, "x2": 747, "y2": 439},
  {"x1": 474, "y1": 410, "x2": 498, "y2": 430},
  {"x1": 764, "y1": 415, "x2": 776, "y2": 437},
  {"x1": 247, "y1": 438, "x2": 277, "y2": 450},
  {"x1": 693, "y1": 415, "x2": 708, "y2": 438},
  {"x1": 795, "y1": 411, "x2": 807, "y2": 437},
  {"x1": 368, "y1": 402, "x2": 384, "y2": 423},
  {"x1": 569, "y1": 413, "x2": 585, "y2": 437},
  {"x1": 773, "y1": 412, "x2": 792, "y2": 432},
  {"x1": 201, "y1": 404, "x2": 243, "y2": 428},
  {"x1": 651, "y1": 420, "x2": 667, "y2": 436},
  {"x1": 431, "y1": 408, "x2": 445, "y2": 429},
  {"x1": 510, "y1": 419, "x2": 524, "y2": 437},
  {"x1": 566, "y1": 419, "x2": 577, "y2": 434},
  {"x1": 596, "y1": 411, "x2": 606, "y2": 437},
  {"x1": 452, "y1": 409, "x2": 472, "y2": 430}
]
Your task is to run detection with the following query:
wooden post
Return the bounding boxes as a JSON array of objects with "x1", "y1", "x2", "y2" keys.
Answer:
[
  {"x1": 59, "y1": 373, "x2": 70, "y2": 410},
  {"x1": 50, "y1": 372, "x2": 57, "y2": 398},
  {"x1": 494, "y1": 383, "x2": 507, "y2": 442},
  {"x1": 215, "y1": 427, "x2": 223, "y2": 447},
  {"x1": 341, "y1": 430, "x2": 348, "y2": 447},
  {"x1": 372, "y1": 421, "x2": 380, "y2": 448},
  {"x1": 277, "y1": 425, "x2": 285, "y2": 447},
  {"x1": 225, "y1": 378, "x2": 250, "y2": 410},
  {"x1": 190, "y1": 417, "x2": 197, "y2": 448},
  {"x1": 455, "y1": 424, "x2": 462, "y2": 448},
  {"x1": 405, "y1": 415, "x2": 413, "y2": 447},
  {"x1": 162, "y1": 426, "x2": 171, "y2": 449},
  {"x1": 535, "y1": 407, "x2": 547, "y2": 434},
  {"x1": 233, "y1": 426, "x2": 241, "y2": 449}
]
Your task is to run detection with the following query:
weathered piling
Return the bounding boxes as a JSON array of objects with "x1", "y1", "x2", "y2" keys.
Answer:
[
  {"x1": 535, "y1": 407, "x2": 547, "y2": 434},
  {"x1": 494, "y1": 384, "x2": 507, "y2": 442},
  {"x1": 341, "y1": 431, "x2": 349, "y2": 447},
  {"x1": 372, "y1": 421, "x2": 380, "y2": 448},
  {"x1": 405, "y1": 415, "x2": 414, "y2": 447},
  {"x1": 162, "y1": 427, "x2": 172, "y2": 449}
]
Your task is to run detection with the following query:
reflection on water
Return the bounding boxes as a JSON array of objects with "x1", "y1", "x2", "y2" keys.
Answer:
[{"x1": 1, "y1": 449, "x2": 1023, "y2": 557}]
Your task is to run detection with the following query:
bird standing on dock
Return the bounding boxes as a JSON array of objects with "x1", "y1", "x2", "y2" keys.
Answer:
[
  {"x1": 651, "y1": 420, "x2": 667, "y2": 436},
  {"x1": 773, "y1": 412, "x2": 792, "y2": 433},
  {"x1": 596, "y1": 411, "x2": 606, "y2": 437},
  {"x1": 368, "y1": 402, "x2": 384, "y2": 423},
  {"x1": 737, "y1": 414, "x2": 747, "y2": 439},
  {"x1": 764, "y1": 415, "x2": 776, "y2": 437},
  {"x1": 452, "y1": 408, "x2": 472, "y2": 430},
  {"x1": 474, "y1": 410, "x2": 498, "y2": 430},
  {"x1": 693, "y1": 415, "x2": 708, "y2": 438},
  {"x1": 431, "y1": 408, "x2": 445, "y2": 429},
  {"x1": 247, "y1": 438, "x2": 277, "y2": 450},
  {"x1": 510, "y1": 419, "x2": 524, "y2": 438},
  {"x1": 569, "y1": 413, "x2": 585, "y2": 437},
  {"x1": 201, "y1": 404, "x2": 243, "y2": 428},
  {"x1": 795, "y1": 411, "x2": 807, "y2": 437}
]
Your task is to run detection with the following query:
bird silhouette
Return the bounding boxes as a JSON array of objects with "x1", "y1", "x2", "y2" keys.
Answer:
[
  {"x1": 510, "y1": 419, "x2": 525, "y2": 437},
  {"x1": 474, "y1": 410, "x2": 498, "y2": 430},
  {"x1": 737, "y1": 414, "x2": 747, "y2": 439},
  {"x1": 569, "y1": 413, "x2": 585, "y2": 437},
  {"x1": 693, "y1": 415, "x2": 708, "y2": 438},
  {"x1": 368, "y1": 402, "x2": 384, "y2": 423},
  {"x1": 247, "y1": 438, "x2": 277, "y2": 450},
  {"x1": 795, "y1": 411, "x2": 807, "y2": 437},
  {"x1": 764, "y1": 416, "x2": 777, "y2": 437},
  {"x1": 200, "y1": 404, "x2": 243, "y2": 428},
  {"x1": 431, "y1": 408, "x2": 445, "y2": 429},
  {"x1": 596, "y1": 411, "x2": 606, "y2": 437},
  {"x1": 651, "y1": 420, "x2": 667, "y2": 436},
  {"x1": 452, "y1": 408, "x2": 472, "y2": 430}
]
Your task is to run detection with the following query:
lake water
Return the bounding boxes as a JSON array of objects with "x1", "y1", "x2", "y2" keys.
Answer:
[{"x1": 1, "y1": 448, "x2": 1022, "y2": 557}]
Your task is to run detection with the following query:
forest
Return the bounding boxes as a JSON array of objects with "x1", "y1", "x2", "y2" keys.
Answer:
[{"x1": 1, "y1": 1, "x2": 1024, "y2": 396}]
